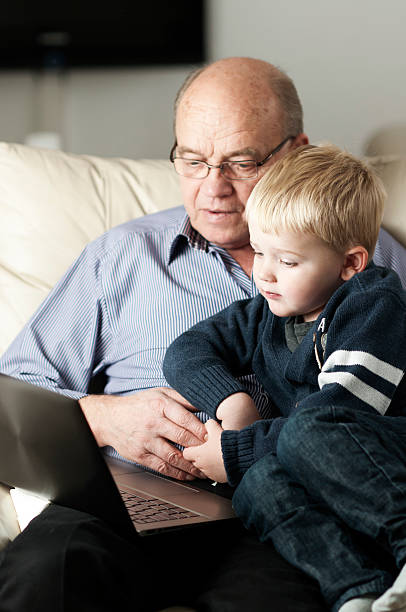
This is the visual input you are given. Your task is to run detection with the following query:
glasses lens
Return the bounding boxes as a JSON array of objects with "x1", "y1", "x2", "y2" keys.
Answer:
[
  {"x1": 222, "y1": 161, "x2": 257, "y2": 180},
  {"x1": 174, "y1": 159, "x2": 208, "y2": 178}
]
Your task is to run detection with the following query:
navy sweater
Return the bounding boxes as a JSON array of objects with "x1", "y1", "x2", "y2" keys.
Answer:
[{"x1": 163, "y1": 264, "x2": 406, "y2": 485}]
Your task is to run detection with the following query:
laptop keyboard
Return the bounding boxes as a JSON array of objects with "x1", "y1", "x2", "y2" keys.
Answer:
[{"x1": 120, "y1": 489, "x2": 201, "y2": 524}]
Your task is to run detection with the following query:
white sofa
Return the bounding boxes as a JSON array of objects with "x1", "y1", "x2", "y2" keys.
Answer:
[
  {"x1": 0, "y1": 142, "x2": 405, "y2": 552},
  {"x1": 0, "y1": 142, "x2": 182, "y2": 356}
]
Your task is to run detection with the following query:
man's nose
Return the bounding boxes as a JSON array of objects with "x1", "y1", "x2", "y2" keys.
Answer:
[{"x1": 201, "y1": 167, "x2": 234, "y2": 197}]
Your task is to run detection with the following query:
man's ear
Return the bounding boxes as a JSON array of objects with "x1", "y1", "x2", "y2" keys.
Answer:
[
  {"x1": 340, "y1": 246, "x2": 369, "y2": 281},
  {"x1": 290, "y1": 133, "x2": 309, "y2": 150}
]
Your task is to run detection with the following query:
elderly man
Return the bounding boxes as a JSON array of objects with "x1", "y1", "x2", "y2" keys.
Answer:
[{"x1": 0, "y1": 57, "x2": 405, "y2": 611}]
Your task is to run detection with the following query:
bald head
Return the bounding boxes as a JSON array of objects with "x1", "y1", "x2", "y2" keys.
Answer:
[
  {"x1": 174, "y1": 57, "x2": 303, "y2": 139},
  {"x1": 172, "y1": 58, "x2": 307, "y2": 258}
]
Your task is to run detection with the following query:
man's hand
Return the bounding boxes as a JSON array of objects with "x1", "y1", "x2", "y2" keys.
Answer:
[
  {"x1": 216, "y1": 392, "x2": 261, "y2": 431},
  {"x1": 79, "y1": 388, "x2": 207, "y2": 481},
  {"x1": 183, "y1": 420, "x2": 227, "y2": 483}
]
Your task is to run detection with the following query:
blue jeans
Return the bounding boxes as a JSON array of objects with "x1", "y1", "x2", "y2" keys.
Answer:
[{"x1": 233, "y1": 404, "x2": 406, "y2": 611}]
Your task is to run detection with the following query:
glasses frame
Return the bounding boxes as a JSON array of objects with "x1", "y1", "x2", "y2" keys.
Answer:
[{"x1": 169, "y1": 135, "x2": 294, "y2": 181}]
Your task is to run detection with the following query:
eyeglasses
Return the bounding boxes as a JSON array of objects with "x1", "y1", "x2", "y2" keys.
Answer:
[{"x1": 169, "y1": 136, "x2": 294, "y2": 181}]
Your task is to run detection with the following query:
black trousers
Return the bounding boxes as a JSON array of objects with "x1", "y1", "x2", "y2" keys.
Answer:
[{"x1": 0, "y1": 504, "x2": 327, "y2": 612}]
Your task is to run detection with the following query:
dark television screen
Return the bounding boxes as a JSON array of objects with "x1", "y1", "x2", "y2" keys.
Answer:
[{"x1": 0, "y1": 1, "x2": 206, "y2": 69}]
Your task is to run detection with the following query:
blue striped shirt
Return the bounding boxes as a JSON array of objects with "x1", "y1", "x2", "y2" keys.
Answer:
[
  {"x1": 1, "y1": 206, "x2": 405, "y2": 419},
  {"x1": 0, "y1": 207, "x2": 268, "y2": 415}
]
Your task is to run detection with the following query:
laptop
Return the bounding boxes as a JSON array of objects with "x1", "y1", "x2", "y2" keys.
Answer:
[{"x1": 0, "y1": 373, "x2": 235, "y2": 537}]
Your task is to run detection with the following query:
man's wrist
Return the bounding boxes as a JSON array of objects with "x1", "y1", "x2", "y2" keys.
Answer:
[{"x1": 79, "y1": 394, "x2": 109, "y2": 447}]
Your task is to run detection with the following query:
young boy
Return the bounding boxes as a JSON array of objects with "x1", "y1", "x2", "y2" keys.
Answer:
[{"x1": 163, "y1": 145, "x2": 406, "y2": 612}]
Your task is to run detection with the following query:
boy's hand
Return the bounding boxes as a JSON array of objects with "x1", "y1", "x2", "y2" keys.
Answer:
[
  {"x1": 216, "y1": 392, "x2": 261, "y2": 431},
  {"x1": 183, "y1": 420, "x2": 227, "y2": 482}
]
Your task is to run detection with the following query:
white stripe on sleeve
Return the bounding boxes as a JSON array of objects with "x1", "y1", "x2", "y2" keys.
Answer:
[
  {"x1": 318, "y1": 370, "x2": 391, "y2": 414},
  {"x1": 321, "y1": 350, "x2": 404, "y2": 386}
]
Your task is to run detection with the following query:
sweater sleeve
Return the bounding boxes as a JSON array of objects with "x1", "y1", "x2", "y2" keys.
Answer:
[
  {"x1": 221, "y1": 418, "x2": 287, "y2": 486},
  {"x1": 163, "y1": 295, "x2": 268, "y2": 418},
  {"x1": 298, "y1": 279, "x2": 406, "y2": 418}
]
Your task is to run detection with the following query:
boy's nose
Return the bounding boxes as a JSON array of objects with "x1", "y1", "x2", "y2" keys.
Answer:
[{"x1": 259, "y1": 265, "x2": 277, "y2": 282}]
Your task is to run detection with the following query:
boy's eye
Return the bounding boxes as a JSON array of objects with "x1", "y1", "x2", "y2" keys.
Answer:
[
  {"x1": 280, "y1": 259, "x2": 296, "y2": 267},
  {"x1": 253, "y1": 251, "x2": 263, "y2": 257}
]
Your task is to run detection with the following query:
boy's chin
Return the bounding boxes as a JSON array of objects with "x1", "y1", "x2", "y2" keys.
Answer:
[{"x1": 266, "y1": 301, "x2": 294, "y2": 318}]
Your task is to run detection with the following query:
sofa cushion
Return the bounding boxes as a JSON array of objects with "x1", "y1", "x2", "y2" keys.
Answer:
[{"x1": 0, "y1": 142, "x2": 181, "y2": 354}]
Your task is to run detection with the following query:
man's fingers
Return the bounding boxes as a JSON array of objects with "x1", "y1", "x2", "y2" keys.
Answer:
[
  {"x1": 144, "y1": 453, "x2": 196, "y2": 481},
  {"x1": 148, "y1": 438, "x2": 205, "y2": 479},
  {"x1": 162, "y1": 399, "x2": 207, "y2": 444},
  {"x1": 161, "y1": 387, "x2": 197, "y2": 410}
]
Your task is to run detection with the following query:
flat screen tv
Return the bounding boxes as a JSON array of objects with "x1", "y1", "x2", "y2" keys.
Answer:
[{"x1": 0, "y1": 1, "x2": 206, "y2": 69}]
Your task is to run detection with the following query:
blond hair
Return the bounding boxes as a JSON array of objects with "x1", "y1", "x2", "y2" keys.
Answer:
[{"x1": 245, "y1": 144, "x2": 386, "y2": 259}]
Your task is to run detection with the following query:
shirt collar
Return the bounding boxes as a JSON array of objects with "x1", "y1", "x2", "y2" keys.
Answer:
[
  {"x1": 167, "y1": 212, "x2": 257, "y2": 297},
  {"x1": 167, "y1": 213, "x2": 210, "y2": 264}
]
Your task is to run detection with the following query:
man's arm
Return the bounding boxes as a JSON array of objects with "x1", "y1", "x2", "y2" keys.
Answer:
[
  {"x1": 0, "y1": 241, "x2": 207, "y2": 480},
  {"x1": 0, "y1": 244, "x2": 105, "y2": 398}
]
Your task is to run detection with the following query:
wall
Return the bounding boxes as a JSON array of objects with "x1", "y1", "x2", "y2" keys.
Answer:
[
  {"x1": 0, "y1": 0, "x2": 405, "y2": 159},
  {"x1": 0, "y1": 67, "x2": 192, "y2": 159},
  {"x1": 209, "y1": 0, "x2": 406, "y2": 157}
]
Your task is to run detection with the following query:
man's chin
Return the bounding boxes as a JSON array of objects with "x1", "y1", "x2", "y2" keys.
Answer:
[{"x1": 193, "y1": 218, "x2": 249, "y2": 249}]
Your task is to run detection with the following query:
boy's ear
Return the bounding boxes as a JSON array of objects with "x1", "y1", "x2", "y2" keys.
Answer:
[{"x1": 340, "y1": 246, "x2": 369, "y2": 281}]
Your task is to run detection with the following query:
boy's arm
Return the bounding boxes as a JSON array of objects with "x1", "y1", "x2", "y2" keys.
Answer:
[
  {"x1": 299, "y1": 285, "x2": 406, "y2": 418},
  {"x1": 216, "y1": 392, "x2": 261, "y2": 430},
  {"x1": 163, "y1": 295, "x2": 267, "y2": 419}
]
